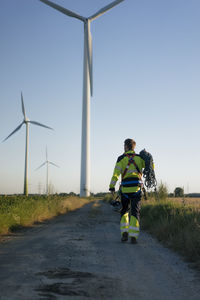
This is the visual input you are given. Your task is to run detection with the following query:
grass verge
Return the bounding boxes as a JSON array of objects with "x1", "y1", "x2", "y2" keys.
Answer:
[
  {"x1": 0, "y1": 195, "x2": 91, "y2": 236},
  {"x1": 141, "y1": 199, "x2": 200, "y2": 270}
]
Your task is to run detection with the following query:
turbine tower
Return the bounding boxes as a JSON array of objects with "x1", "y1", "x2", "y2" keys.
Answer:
[
  {"x1": 3, "y1": 92, "x2": 53, "y2": 196},
  {"x1": 36, "y1": 146, "x2": 59, "y2": 195},
  {"x1": 39, "y1": 0, "x2": 125, "y2": 197}
]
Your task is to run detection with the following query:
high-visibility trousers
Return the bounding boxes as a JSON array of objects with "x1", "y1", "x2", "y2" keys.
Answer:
[{"x1": 120, "y1": 191, "x2": 141, "y2": 239}]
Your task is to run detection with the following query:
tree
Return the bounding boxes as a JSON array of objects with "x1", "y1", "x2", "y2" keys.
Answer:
[{"x1": 174, "y1": 187, "x2": 184, "y2": 197}]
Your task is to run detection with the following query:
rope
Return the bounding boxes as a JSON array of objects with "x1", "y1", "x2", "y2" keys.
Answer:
[{"x1": 139, "y1": 149, "x2": 157, "y2": 190}]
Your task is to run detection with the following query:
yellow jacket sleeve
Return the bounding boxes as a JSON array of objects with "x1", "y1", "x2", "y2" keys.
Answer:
[{"x1": 109, "y1": 160, "x2": 122, "y2": 190}]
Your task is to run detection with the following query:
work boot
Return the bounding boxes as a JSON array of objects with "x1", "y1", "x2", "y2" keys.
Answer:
[
  {"x1": 131, "y1": 237, "x2": 137, "y2": 244},
  {"x1": 121, "y1": 232, "x2": 128, "y2": 242}
]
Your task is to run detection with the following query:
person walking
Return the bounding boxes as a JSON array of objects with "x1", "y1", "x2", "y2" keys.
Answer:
[{"x1": 109, "y1": 138, "x2": 145, "y2": 243}]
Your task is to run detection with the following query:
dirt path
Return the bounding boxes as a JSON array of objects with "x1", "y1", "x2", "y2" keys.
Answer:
[{"x1": 0, "y1": 200, "x2": 199, "y2": 300}]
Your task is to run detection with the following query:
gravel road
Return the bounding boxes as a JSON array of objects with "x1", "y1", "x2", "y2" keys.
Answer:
[{"x1": 0, "y1": 199, "x2": 199, "y2": 300}]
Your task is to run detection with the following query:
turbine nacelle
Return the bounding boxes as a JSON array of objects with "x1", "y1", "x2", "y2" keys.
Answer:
[
  {"x1": 3, "y1": 92, "x2": 53, "y2": 142},
  {"x1": 39, "y1": 0, "x2": 125, "y2": 98},
  {"x1": 39, "y1": 0, "x2": 125, "y2": 197}
]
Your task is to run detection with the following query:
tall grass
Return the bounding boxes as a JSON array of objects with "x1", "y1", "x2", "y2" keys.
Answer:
[
  {"x1": 0, "y1": 195, "x2": 90, "y2": 235},
  {"x1": 141, "y1": 199, "x2": 200, "y2": 269}
]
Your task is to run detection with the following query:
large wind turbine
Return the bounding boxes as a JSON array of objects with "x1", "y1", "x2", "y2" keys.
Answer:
[
  {"x1": 36, "y1": 147, "x2": 59, "y2": 195},
  {"x1": 39, "y1": 0, "x2": 125, "y2": 197},
  {"x1": 3, "y1": 92, "x2": 53, "y2": 196}
]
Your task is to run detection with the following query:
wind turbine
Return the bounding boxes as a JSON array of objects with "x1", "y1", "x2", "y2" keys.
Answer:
[
  {"x1": 39, "y1": 0, "x2": 125, "y2": 197},
  {"x1": 36, "y1": 146, "x2": 59, "y2": 195},
  {"x1": 3, "y1": 92, "x2": 53, "y2": 196}
]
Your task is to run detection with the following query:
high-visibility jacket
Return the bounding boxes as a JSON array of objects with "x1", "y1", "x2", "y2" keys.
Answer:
[{"x1": 109, "y1": 150, "x2": 145, "y2": 194}]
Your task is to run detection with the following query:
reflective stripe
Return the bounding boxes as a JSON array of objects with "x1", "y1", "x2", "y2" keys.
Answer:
[
  {"x1": 110, "y1": 180, "x2": 116, "y2": 186},
  {"x1": 120, "y1": 222, "x2": 129, "y2": 227},
  {"x1": 120, "y1": 213, "x2": 129, "y2": 232},
  {"x1": 115, "y1": 165, "x2": 122, "y2": 172},
  {"x1": 121, "y1": 228, "x2": 129, "y2": 231},
  {"x1": 129, "y1": 226, "x2": 139, "y2": 231},
  {"x1": 129, "y1": 215, "x2": 140, "y2": 237},
  {"x1": 122, "y1": 180, "x2": 142, "y2": 185},
  {"x1": 129, "y1": 232, "x2": 139, "y2": 237}
]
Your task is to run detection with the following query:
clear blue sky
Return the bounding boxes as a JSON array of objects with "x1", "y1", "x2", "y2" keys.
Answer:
[{"x1": 0, "y1": 0, "x2": 200, "y2": 195}]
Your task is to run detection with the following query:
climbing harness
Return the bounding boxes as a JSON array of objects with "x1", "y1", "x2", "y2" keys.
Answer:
[
  {"x1": 122, "y1": 154, "x2": 141, "y2": 180},
  {"x1": 121, "y1": 153, "x2": 147, "y2": 200},
  {"x1": 110, "y1": 149, "x2": 157, "y2": 205}
]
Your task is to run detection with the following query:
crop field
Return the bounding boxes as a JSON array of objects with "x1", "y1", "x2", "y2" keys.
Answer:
[
  {"x1": 168, "y1": 197, "x2": 200, "y2": 208},
  {"x1": 0, "y1": 195, "x2": 91, "y2": 236}
]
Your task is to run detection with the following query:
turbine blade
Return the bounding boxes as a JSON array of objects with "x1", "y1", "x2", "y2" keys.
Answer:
[
  {"x1": 85, "y1": 22, "x2": 93, "y2": 96},
  {"x1": 49, "y1": 161, "x2": 60, "y2": 168},
  {"x1": 3, "y1": 121, "x2": 24, "y2": 142},
  {"x1": 29, "y1": 121, "x2": 53, "y2": 130},
  {"x1": 35, "y1": 162, "x2": 46, "y2": 171},
  {"x1": 89, "y1": 0, "x2": 125, "y2": 21},
  {"x1": 21, "y1": 92, "x2": 26, "y2": 119},
  {"x1": 39, "y1": 0, "x2": 85, "y2": 22}
]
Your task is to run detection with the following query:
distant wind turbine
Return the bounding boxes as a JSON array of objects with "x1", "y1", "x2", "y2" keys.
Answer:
[
  {"x1": 39, "y1": 0, "x2": 125, "y2": 197},
  {"x1": 36, "y1": 146, "x2": 59, "y2": 195},
  {"x1": 3, "y1": 92, "x2": 53, "y2": 196}
]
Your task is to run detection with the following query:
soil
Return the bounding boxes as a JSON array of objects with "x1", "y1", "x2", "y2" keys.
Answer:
[{"x1": 0, "y1": 199, "x2": 199, "y2": 300}]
